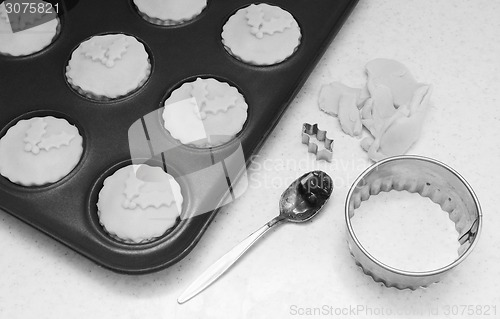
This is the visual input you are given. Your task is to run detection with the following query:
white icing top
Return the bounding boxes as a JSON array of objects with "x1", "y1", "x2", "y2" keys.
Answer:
[
  {"x1": 133, "y1": 0, "x2": 207, "y2": 24},
  {"x1": 222, "y1": 3, "x2": 301, "y2": 65},
  {"x1": 66, "y1": 34, "x2": 150, "y2": 99},
  {"x1": 162, "y1": 78, "x2": 248, "y2": 148},
  {"x1": 0, "y1": 2, "x2": 59, "y2": 56},
  {"x1": 97, "y1": 165, "x2": 183, "y2": 243},
  {"x1": 0, "y1": 116, "x2": 83, "y2": 186}
]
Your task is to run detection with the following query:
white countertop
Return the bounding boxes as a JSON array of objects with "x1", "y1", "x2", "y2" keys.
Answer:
[{"x1": 1, "y1": 1, "x2": 499, "y2": 318}]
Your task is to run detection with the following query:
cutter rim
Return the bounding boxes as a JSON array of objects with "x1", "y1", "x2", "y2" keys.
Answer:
[{"x1": 345, "y1": 155, "x2": 482, "y2": 288}]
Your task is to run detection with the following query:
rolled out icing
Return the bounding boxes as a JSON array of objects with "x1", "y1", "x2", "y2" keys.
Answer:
[
  {"x1": 366, "y1": 58, "x2": 422, "y2": 108},
  {"x1": 318, "y1": 59, "x2": 432, "y2": 161}
]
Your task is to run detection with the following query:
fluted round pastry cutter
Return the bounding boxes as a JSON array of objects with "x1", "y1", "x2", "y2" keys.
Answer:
[{"x1": 345, "y1": 155, "x2": 482, "y2": 289}]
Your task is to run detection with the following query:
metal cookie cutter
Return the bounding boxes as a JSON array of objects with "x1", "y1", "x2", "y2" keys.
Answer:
[
  {"x1": 302, "y1": 123, "x2": 333, "y2": 162},
  {"x1": 345, "y1": 155, "x2": 482, "y2": 289}
]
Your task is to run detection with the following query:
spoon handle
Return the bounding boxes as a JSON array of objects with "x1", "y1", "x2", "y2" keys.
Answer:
[{"x1": 178, "y1": 216, "x2": 285, "y2": 304}]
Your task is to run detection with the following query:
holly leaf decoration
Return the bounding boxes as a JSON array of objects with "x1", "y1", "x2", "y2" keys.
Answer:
[
  {"x1": 24, "y1": 118, "x2": 47, "y2": 154},
  {"x1": 122, "y1": 170, "x2": 176, "y2": 210},
  {"x1": 201, "y1": 94, "x2": 238, "y2": 118},
  {"x1": 104, "y1": 37, "x2": 129, "y2": 67},
  {"x1": 81, "y1": 37, "x2": 129, "y2": 68},
  {"x1": 260, "y1": 15, "x2": 293, "y2": 37},
  {"x1": 81, "y1": 42, "x2": 107, "y2": 63},
  {"x1": 23, "y1": 118, "x2": 75, "y2": 154},
  {"x1": 190, "y1": 78, "x2": 209, "y2": 108},
  {"x1": 38, "y1": 131, "x2": 75, "y2": 151},
  {"x1": 246, "y1": 4, "x2": 293, "y2": 39}
]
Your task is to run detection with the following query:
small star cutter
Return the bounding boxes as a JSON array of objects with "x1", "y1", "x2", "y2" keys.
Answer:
[{"x1": 301, "y1": 123, "x2": 333, "y2": 162}]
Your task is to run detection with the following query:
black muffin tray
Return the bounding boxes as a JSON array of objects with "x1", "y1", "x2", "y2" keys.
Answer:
[{"x1": 0, "y1": 0, "x2": 358, "y2": 274}]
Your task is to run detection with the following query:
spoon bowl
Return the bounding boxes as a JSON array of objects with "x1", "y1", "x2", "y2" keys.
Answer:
[{"x1": 280, "y1": 170, "x2": 333, "y2": 222}]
